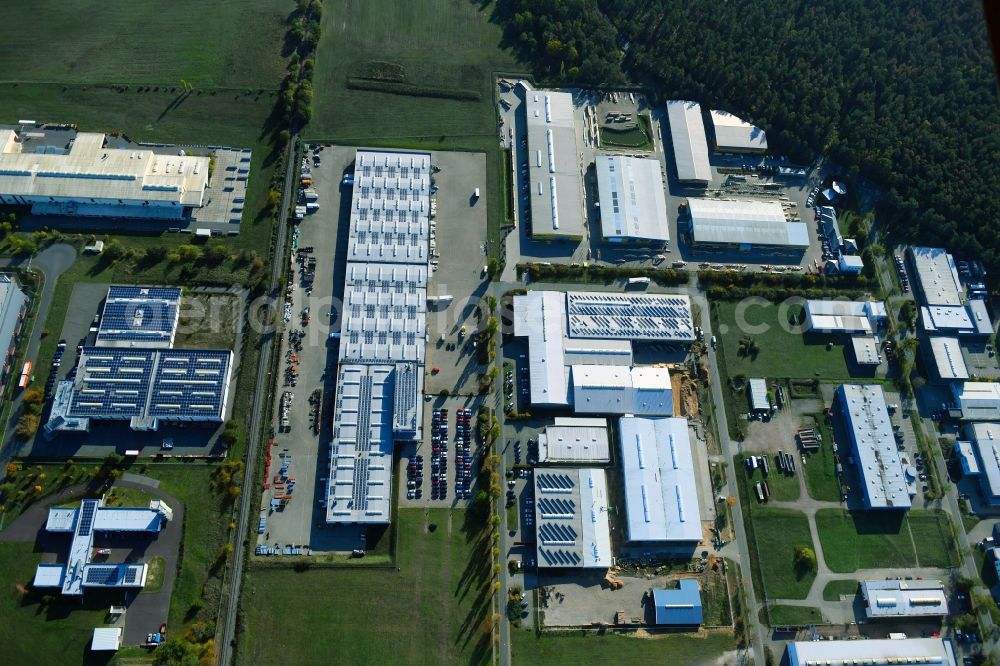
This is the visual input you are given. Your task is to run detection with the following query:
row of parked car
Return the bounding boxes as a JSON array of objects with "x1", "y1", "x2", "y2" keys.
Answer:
[{"x1": 454, "y1": 408, "x2": 474, "y2": 499}]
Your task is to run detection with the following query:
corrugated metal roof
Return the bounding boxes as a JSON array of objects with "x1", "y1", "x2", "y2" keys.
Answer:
[
  {"x1": 860, "y1": 579, "x2": 948, "y2": 618},
  {"x1": 534, "y1": 468, "x2": 612, "y2": 568},
  {"x1": 966, "y1": 423, "x2": 1000, "y2": 499},
  {"x1": 688, "y1": 198, "x2": 809, "y2": 248},
  {"x1": 666, "y1": 101, "x2": 711, "y2": 183},
  {"x1": 526, "y1": 91, "x2": 585, "y2": 239},
  {"x1": 653, "y1": 579, "x2": 703, "y2": 625},
  {"x1": 909, "y1": 246, "x2": 964, "y2": 307},
  {"x1": 709, "y1": 110, "x2": 767, "y2": 152},
  {"x1": 787, "y1": 638, "x2": 956, "y2": 666},
  {"x1": 617, "y1": 416, "x2": 702, "y2": 542},
  {"x1": 596, "y1": 155, "x2": 669, "y2": 242}
]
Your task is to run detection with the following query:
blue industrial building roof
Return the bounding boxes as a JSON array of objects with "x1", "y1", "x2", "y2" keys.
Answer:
[{"x1": 653, "y1": 579, "x2": 703, "y2": 625}]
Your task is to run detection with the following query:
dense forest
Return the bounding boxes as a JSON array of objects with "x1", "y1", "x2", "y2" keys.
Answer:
[{"x1": 494, "y1": 0, "x2": 1000, "y2": 282}]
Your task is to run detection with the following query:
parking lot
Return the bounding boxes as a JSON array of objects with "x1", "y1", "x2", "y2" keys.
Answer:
[
  {"x1": 255, "y1": 143, "x2": 347, "y2": 553},
  {"x1": 397, "y1": 403, "x2": 479, "y2": 508}
]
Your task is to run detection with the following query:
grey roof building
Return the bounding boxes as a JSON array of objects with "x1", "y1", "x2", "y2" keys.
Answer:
[
  {"x1": 908, "y1": 246, "x2": 964, "y2": 307},
  {"x1": 0, "y1": 273, "x2": 28, "y2": 385},
  {"x1": 526, "y1": 90, "x2": 586, "y2": 240},
  {"x1": 688, "y1": 199, "x2": 809, "y2": 250},
  {"x1": 860, "y1": 579, "x2": 948, "y2": 619},
  {"x1": 533, "y1": 468, "x2": 613, "y2": 568},
  {"x1": 325, "y1": 150, "x2": 431, "y2": 524},
  {"x1": 666, "y1": 101, "x2": 711, "y2": 184},
  {"x1": 595, "y1": 155, "x2": 669, "y2": 243},
  {"x1": 836, "y1": 384, "x2": 913, "y2": 509},
  {"x1": 786, "y1": 637, "x2": 956, "y2": 666},
  {"x1": 709, "y1": 110, "x2": 767, "y2": 153}
]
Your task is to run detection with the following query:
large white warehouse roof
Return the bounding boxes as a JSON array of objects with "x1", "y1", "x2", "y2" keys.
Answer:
[
  {"x1": 689, "y1": 198, "x2": 809, "y2": 249},
  {"x1": 666, "y1": 101, "x2": 711, "y2": 184},
  {"x1": 596, "y1": 155, "x2": 669, "y2": 243},
  {"x1": 709, "y1": 110, "x2": 767, "y2": 152},
  {"x1": 526, "y1": 91, "x2": 585, "y2": 239},
  {"x1": 787, "y1": 637, "x2": 956, "y2": 666},
  {"x1": 617, "y1": 416, "x2": 702, "y2": 543}
]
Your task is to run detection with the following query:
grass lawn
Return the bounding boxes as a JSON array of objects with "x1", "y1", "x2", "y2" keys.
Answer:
[
  {"x1": 713, "y1": 301, "x2": 854, "y2": 380},
  {"x1": 0, "y1": 0, "x2": 291, "y2": 88},
  {"x1": 748, "y1": 507, "x2": 816, "y2": 600},
  {"x1": 145, "y1": 556, "x2": 166, "y2": 594},
  {"x1": 238, "y1": 508, "x2": 493, "y2": 666},
  {"x1": 907, "y1": 511, "x2": 959, "y2": 568},
  {"x1": 816, "y1": 509, "x2": 957, "y2": 573},
  {"x1": 311, "y1": 0, "x2": 525, "y2": 257},
  {"x1": 803, "y1": 416, "x2": 842, "y2": 502},
  {"x1": 737, "y1": 454, "x2": 800, "y2": 501},
  {"x1": 767, "y1": 605, "x2": 824, "y2": 625},
  {"x1": 822, "y1": 579, "x2": 859, "y2": 602},
  {"x1": 174, "y1": 293, "x2": 241, "y2": 350},
  {"x1": 701, "y1": 566, "x2": 733, "y2": 627},
  {"x1": 0, "y1": 542, "x2": 112, "y2": 666},
  {"x1": 599, "y1": 119, "x2": 652, "y2": 151},
  {"x1": 105, "y1": 485, "x2": 158, "y2": 508},
  {"x1": 511, "y1": 629, "x2": 736, "y2": 666}
]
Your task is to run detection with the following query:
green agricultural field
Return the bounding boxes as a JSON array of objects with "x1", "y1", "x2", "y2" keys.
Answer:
[
  {"x1": 822, "y1": 579, "x2": 859, "y2": 602},
  {"x1": 0, "y1": 0, "x2": 292, "y2": 87},
  {"x1": 512, "y1": 629, "x2": 736, "y2": 666},
  {"x1": 748, "y1": 507, "x2": 815, "y2": 600},
  {"x1": 713, "y1": 301, "x2": 854, "y2": 380},
  {"x1": 311, "y1": 0, "x2": 524, "y2": 255},
  {"x1": 815, "y1": 509, "x2": 957, "y2": 573},
  {"x1": 238, "y1": 509, "x2": 493, "y2": 666}
]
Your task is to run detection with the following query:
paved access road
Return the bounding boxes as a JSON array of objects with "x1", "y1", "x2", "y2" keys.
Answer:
[{"x1": 0, "y1": 243, "x2": 77, "y2": 470}]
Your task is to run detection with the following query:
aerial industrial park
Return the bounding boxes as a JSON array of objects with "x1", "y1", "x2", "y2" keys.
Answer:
[{"x1": 0, "y1": 2, "x2": 998, "y2": 666}]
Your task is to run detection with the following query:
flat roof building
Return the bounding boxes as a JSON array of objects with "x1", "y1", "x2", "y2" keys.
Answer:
[
  {"x1": 537, "y1": 417, "x2": 610, "y2": 464},
  {"x1": 909, "y1": 246, "x2": 964, "y2": 307},
  {"x1": 513, "y1": 290, "x2": 693, "y2": 411},
  {"x1": 851, "y1": 336, "x2": 881, "y2": 366},
  {"x1": 33, "y1": 497, "x2": 169, "y2": 596},
  {"x1": 924, "y1": 336, "x2": 970, "y2": 381},
  {"x1": 96, "y1": 286, "x2": 181, "y2": 348},
  {"x1": 958, "y1": 422, "x2": 1000, "y2": 506},
  {"x1": 709, "y1": 110, "x2": 767, "y2": 153},
  {"x1": 565, "y1": 291, "x2": 695, "y2": 342},
  {"x1": 952, "y1": 382, "x2": 1000, "y2": 421},
  {"x1": 534, "y1": 468, "x2": 612, "y2": 568},
  {"x1": 326, "y1": 150, "x2": 431, "y2": 524},
  {"x1": 920, "y1": 302, "x2": 993, "y2": 337},
  {"x1": 0, "y1": 130, "x2": 209, "y2": 220},
  {"x1": 618, "y1": 416, "x2": 702, "y2": 543},
  {"x1": 0, "y1": 274, "x2": 28, "y2": 386},
  {"x1": 860, "y1": 579, "x2": 948, "y2": 619},
  {"x1": 653, "y1": 579, "x2": 703, "y2": 625},
  {"x1": 786, "y1": 638, "x2": 956, "y2": 666},
  {"x1": 91, "y1": 627, "x2": 123, "y2": 652},
  {"x1": 837, "y1": 384, "x2": 913, "y2": 509},
  {"x1": 571, "y1": 365, "x2": 673, "y2": 416},
  {"x1": 805, "y1": 299, "x2": 887, "y2": 335},
  {"x1": 748, "y1": 378, "x2": 769, "y2": 413},
  {"x1": 526, "y1": 91, "x2": 585, "y2": 240},
  {"x1": 595, "y1": 155, "x2": 669, "y2": 243},
  {"x1": 46, "y1": 347, "x2": 233, "y2": 434},
  {"x1": 688, "y1": 198, "x2": 809, "y2": 251},
  {"x1": 666, "y1": 101, "x2": 711, "y2": 185}
]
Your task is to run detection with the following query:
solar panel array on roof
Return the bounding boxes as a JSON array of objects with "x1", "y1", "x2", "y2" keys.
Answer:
[
  {"x1": 566, "y1": 292, "x2": 695, "y2": 341},
  {"x1": 327, "y1": 150, "x2": 432, "y2": 525},
  {"x1": 62, "y1": 347, "x2": 232, "y2": 429},
  {"x1": 96, "y1": 286, "x2": 181, "y2": 348},
  {"x1": 533, "y1": 468, "x2": 612, "y2": 568}
]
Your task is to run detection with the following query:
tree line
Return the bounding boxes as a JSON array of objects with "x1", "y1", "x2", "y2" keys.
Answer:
[{"x1": 494, "y1": 0, "x2": 1000, "y2": 284}]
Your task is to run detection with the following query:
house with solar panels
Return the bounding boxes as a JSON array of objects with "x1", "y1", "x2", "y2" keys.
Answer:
[
  {"x1": 33, "y1": 497, "x2": 171, "y2": 596},
  {"x1": 533, "y1": 468, "x2": 612, "y2": 568},
  {"x1": 44, "y1": 285, "x2": 234, "y2": 435}
]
